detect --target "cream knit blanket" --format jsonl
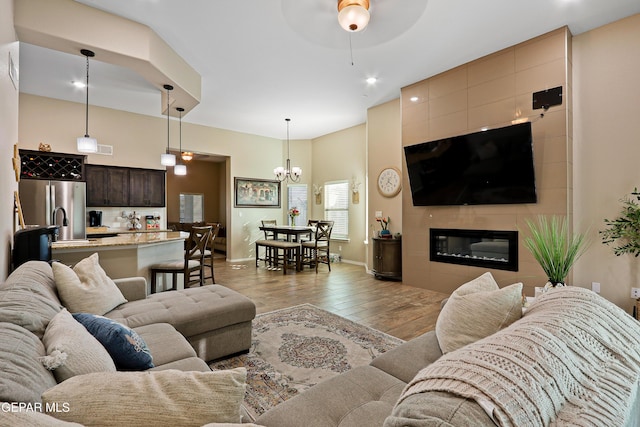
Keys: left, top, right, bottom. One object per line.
{"left": 399, "top": 287, "right": 640, "bottom": 426}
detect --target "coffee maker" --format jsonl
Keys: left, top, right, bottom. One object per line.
{"left": 89, "top": 210, "right": 102, "bottom": 227}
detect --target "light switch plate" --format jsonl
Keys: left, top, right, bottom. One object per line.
{"left": 375, "top": 211, "right": 382, "bottom": 218}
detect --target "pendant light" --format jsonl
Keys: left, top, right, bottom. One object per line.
{"left": 77, "top": 49, "right": 98, "bottom": 153}
{"left": 274, "top": 118, "right": 302, "bottom": 183}
{"left": 160, "top": 84, "right": 176, "bottom": 166}
{"left": 174, "top": 107, "right": 187, "bottom": 176}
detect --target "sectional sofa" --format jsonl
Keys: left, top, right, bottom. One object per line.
{"left": 0, "top": 259, "right": 256, "bottom": 425}
{"left": 256, "top": 275, "right": 640, "bottom": 426}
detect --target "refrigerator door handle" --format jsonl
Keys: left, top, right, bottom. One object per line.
{"left": 46, "top": 183, "right": 53, "bottom": 226}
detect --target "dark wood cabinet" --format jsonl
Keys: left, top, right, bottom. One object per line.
{"left": 372, "top": 237, "right": 402, "bottom": 280}
{"left": 86, "top": 165, "right": 165, "bottom": 207}
{"left": 129, "top": 169, "right": 165, "bottom": 207}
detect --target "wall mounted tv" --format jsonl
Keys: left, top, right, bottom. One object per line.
{"left": 404, "top": 122, "right": 537, "bottom": 206}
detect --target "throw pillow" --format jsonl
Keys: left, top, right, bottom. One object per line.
{"left": 52, "top": 253, "right": 127, "bottom": 315}
{"left": 436, "top": 272, "right": 523, "bottom": 353}
{"left": 0, "top": 322, "right": 57, "bottom": 404}
{"left": 40, "top": 308, "right": 116, "bottom": 382}
{"left": 41, "top": 368, "right": 247, "bottom": 426}
{"left": 72, "top": 313, "right": 153, "bottom": 370}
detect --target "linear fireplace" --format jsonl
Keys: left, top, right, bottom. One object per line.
{"left": 430, "top": 228, "right": 518, "bottom": 271}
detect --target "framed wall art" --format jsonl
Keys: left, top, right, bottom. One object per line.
{"left": 234, "top": 177, "right": 281, "bottom": 208}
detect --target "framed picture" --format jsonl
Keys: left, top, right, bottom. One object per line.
{"left": 234, "top": 177, "right": 281, "bottom": 208}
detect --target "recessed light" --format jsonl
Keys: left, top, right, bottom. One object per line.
{"left": 481, "top": 127, "right": 489, "bottom": 131}
{"left": 366, "top": 77, "right": 377, "bottom": 85}
{"left": 410, "top": 96, "right": 419, "bottom": 102}
{"left": 72, "top": 81, "right": 86, "bottom": 88}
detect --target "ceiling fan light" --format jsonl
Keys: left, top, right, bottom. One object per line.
{"left": 337, "top": 0, "right": 370, "bottom": 32}
{"left": 174, "top": 164, "right": 187, "bottom": 175}
{"left": 181, "top": 151, "right": 193, "bottom": 161}
{"left": 160, "top": 152, "right": 176, "bottom": 166}
{"left": 77, "top": 136, "right": 98, "bottom": 153}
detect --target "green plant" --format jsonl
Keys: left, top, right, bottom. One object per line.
{"left": 600, "top": 188, "right": 640, "bottom": 257}
{"left": 523, "top": 215, "right": 589, "bottom": 286}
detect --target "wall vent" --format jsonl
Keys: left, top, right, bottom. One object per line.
{"left": 96, "top": 144, "right": 113, "bottom": 156}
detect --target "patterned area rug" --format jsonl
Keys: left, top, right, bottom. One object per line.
{"left": 209, "top": 304, "right": 404, "bottom": 421}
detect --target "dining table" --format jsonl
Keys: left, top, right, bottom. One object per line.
{"left": 258, "top": 225, "right": 313, "bottom": 242}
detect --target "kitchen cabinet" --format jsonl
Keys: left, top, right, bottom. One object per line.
{"left": 86, "top": 165, "right": 129, "bottom": 206}
{"left": 129, "top": 169, "right": 165, "bottom": 207}
{"left": 86, "top": 165, "right": 165, "bottom": 207}
{"left": 372, "top": 237, "right": 402, "bottom": 280}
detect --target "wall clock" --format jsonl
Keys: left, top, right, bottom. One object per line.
{"left": 377, "top": 167, "right": 402, "bottom": 197}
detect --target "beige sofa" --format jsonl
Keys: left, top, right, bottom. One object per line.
{"left": 0, "top": 260, "right": 256, "bottom": 425}
{"left": 256, "top": 283, "right": 640, "bottom": 426}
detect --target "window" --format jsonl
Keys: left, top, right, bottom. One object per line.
{"left": 179, "top": 193, "right": 204, "bottom": 223}
{"left": 324, "top": 181, "right": 349, "bottom": 240}
{"left": 287, "top": 184, "right": 308, "bottom": 226}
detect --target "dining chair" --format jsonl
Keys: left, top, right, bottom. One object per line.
{"left": 301, "top": 220, "right": 334, "bottom": 273}
{"left": 301, "top": 219, "right": 319, "bottom": 242}
{"left": 150, "top": 225, "right": 212, "bottom": 293}
{"left": 258, "top": 219, "right": 280, "bottom": 269}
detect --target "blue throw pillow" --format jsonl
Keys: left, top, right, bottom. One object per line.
{"left": 72, "top": 313, "right": 154, "bottom": 370}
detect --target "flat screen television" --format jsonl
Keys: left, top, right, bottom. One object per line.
{"left": 404, "top": 122, "right": 537, "bottom": 206}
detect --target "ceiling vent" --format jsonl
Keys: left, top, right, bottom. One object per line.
{"left": 96, "top": 144, "right": 113, "bottom": 156}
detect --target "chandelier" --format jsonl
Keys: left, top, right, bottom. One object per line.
{"left": 274, "top": 118, "right": 302, "bottom": 183}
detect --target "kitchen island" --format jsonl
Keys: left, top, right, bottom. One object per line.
{"left": 52, "top": 231, "right": 188, "bottom": 292}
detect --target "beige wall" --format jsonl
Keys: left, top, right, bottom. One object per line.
{"left": 0, "top": 0, "right": 18, "bottom": 278}
{"left": 166, "top": 158, "right": 226, "bottom": 224}
{"left": 311, "top": 124, "right": 366, "bottom": 264}
{"left": 367, "top": 99, "right": 402, "bottom": 269}
{"left": 573, "top": 14, "right": 640, "bottom": 313}
{"left": 401, "top": 28, "right": 572, "bottom": 296}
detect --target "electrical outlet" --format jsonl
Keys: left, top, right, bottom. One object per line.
{"left": 591, "top": 282, "right": 600, "bottom": 294}
{"left": 631, "top": 288, "right": 640, "bottom": 299}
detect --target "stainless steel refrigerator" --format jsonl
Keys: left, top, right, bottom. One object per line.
{"left": 19, "top": 180, "right": 86, "bottom": 241}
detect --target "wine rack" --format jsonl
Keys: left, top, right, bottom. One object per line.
{"left": 19, "top": 150, "right": 86, "bottom": 181}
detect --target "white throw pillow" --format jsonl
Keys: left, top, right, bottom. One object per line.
{"left": 436, "top": 272, "right": 523, "bottom": 353}
{"left": 52, "top": 253, "right": 127, "bottom": 315}
{"left": 40, "top": 308, "right": 116, "bottom": 382}
{"left": 42, "top": 368, "right": 247, "bottom": 426}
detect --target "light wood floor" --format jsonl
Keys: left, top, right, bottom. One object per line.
{"left": 211, "top": 257, "right": 449, "bottom": 341}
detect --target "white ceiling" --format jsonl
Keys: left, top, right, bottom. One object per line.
{"left": 17, "top": 0, "right": 640, "bottom": 140}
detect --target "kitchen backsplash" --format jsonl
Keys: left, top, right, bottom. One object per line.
{"left": 87, "top": 206, "right": 167, "bottom": 231}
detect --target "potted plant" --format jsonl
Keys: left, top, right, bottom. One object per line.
{"left": 523, "top": 215, "right": 589, "bottom": 288}
{"left": 600, "top": 188, "right": 640, "bottom": 256}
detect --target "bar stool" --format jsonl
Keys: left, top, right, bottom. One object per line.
{"left": 150, "top": 226, "right": 212, "bottom": 293}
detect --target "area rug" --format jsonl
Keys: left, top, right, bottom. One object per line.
{"left": 209, "top": 304, "right": 404, "bottom": 421}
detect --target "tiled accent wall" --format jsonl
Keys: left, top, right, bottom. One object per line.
{"left": 401, "top": 27, "right": 572, "bottom": 296}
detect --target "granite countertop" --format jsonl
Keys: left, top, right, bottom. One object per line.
{"left": 52, "top": 231, "right": 188, "bottom": 250}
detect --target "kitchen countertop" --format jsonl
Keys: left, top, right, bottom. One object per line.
{"left": 52, "top": 231, "right": 188, "bottom": 250}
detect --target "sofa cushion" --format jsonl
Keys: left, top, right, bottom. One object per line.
{"left": 370, "top": 330, "right": 443, "bottom": 383}
{"left": 52, "top": 253, "right": 127, "bottom": 315}
{"left": 72, "top": 313, "right": 153, "bottom": 370}
{"left": 256, "top": 365, "right": 405, "bottom": 427}
{"left": 106, "top": 285, "right": 256, "bottom": 339}
{"left": 0, "top": 409, "right": 83, "bottom": 426}
{"left": 383, "top": 390, "right": 495, "bottom": 427}
{"left": 0, "top": 322, "right": 57, "bottom": 403}
{"left": 41, "top": 308, "right": 116, "bottom": 382}
{"left": 0, "top": 260, "right": 61, "bottom": 304}
{"left": 0, "top": 285, "right": 62, "bottom": 339}
{"left": 41, "top": 368, "right": 247, "bottom": 426}
{"left": 435, "top": 272, "right": 522, "bottom": 353}
{"left": 133, "top": 323, "right": 197, "bottom": 367}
